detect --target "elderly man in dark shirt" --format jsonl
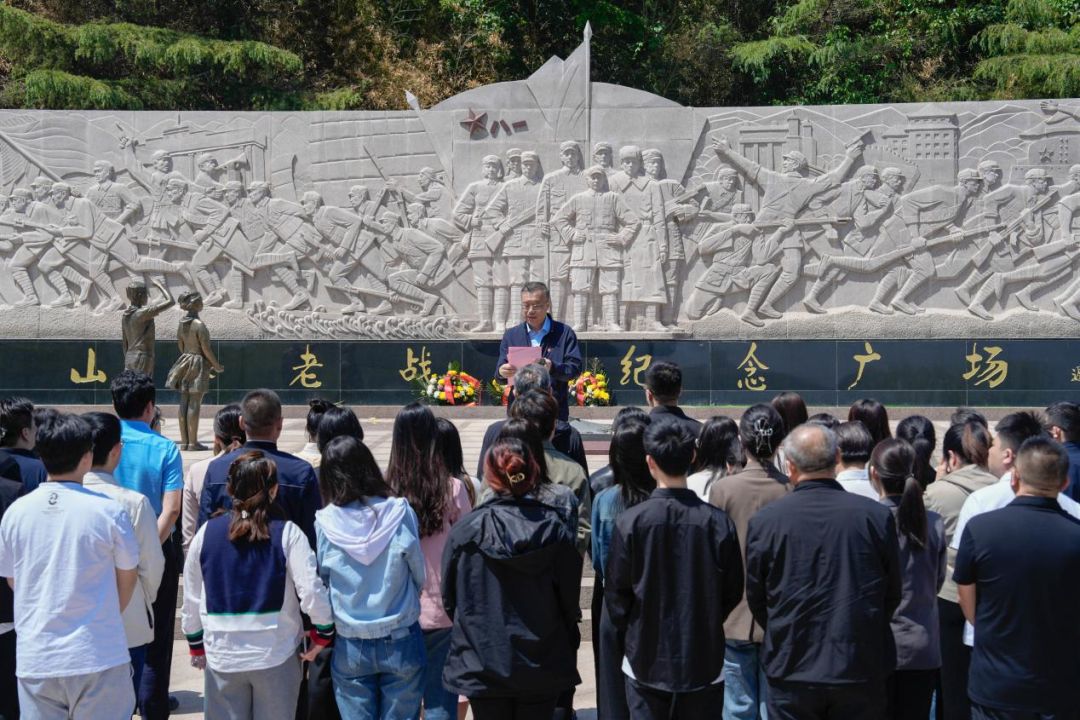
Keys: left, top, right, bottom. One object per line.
{"left": 955, "top": 437, "right": 1080, "bottom": 720}
{"left": 745, "top": 423, "right": 901, "bottom": 719}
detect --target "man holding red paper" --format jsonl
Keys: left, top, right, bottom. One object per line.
{"left": 496, "top": 281, "right": 582, "bottom": 421}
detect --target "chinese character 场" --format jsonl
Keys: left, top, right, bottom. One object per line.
{"left": 620, "top": 345, "right": 653, "bottom": 387}
{"left": 847, "top": 341, "right": 882, "bottom": 391}
{"left": 737, "top": 342, "right": 769, "bottom": 391}
{"left": 290, "top": 344, "right": 324, "bottom": 389}
{"left": 963, "top": 344, "right": 1008, "bottom": 389}
{"left": 70, "top": 347, "right": 107, "bottom": 384}
{"left": 399, "top": 345, "right": 433, "bottom": 382}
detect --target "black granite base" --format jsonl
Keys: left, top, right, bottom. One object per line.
{"left": 1, "top": 338, "right": 1077, "bottom": 407}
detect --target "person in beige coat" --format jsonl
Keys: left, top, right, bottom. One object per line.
{"left": 708, "top": 403, "right": 791, "bottom": 719}
{"left": 82, "top": 412, "right": 165, "bottom": 702}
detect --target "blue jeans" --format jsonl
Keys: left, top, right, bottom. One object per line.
{"left": 421, "top": 628, "right": 456, "bottom": 720}
{"left": 723, "top": 640, "right": 768, "bottom": 720}
{"left": 332, "top": 623, "right": 425, "bottom": 720}
{"left": 128, "top": 644, "right": 148, "bottom": 702}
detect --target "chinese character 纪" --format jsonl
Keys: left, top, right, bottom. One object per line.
{"left": 963, "top": 343, "right": 1008, "bottom": 389}
{"left": 399, "top": 345, "right": 432, "bottom": 382}
{"left": 737, "top": 342, "right": 769, "bottom": 391}
{"left": 847, "top": 341, "right": 882, "bottom": 390}
{"left": 70, "top": 347, "right": 107, "bottom": 384}
{"left": 620, "top": 345, "right": 653, "bottom": 387}
{"left": 290, "top": 344, "right": 324, "bottom": 389}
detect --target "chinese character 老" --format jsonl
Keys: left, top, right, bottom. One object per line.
{"left": 290, "top": 344, "right": 324, "bottom": 389}
{"left": 963, "top": 344, "right": 1008, "bottom": 389}
{"left": 737, "top": 342, "right": 769, "bottom": 391}
{"left": 399, "top": 346, "right": 433, "bottom": 382}
{"left": 847, "top": 341, "right": 882, "bottom": 390}
{"left": 620, "top": 345, "right": 653, "bottom": 387}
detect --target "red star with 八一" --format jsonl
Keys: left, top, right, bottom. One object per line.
{"left": 460, "top": 109, "right": 488, "bottom": 136}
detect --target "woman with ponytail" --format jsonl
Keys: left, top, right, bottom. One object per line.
{"left": 182, "top": 451, "right": 334, "bottom": 720}
{"left": 895, "top": 415, "right": 937, "bottom": 490}
{"left": 707, "top": 404, "right": 789, "bottom": 719}
{"left": 869, "top": 439, "right": 946, "bottom": 720}
{"left": 442, "top": 437, "right": 582, "bottom": 720}
{"left": 182, "top": 403, "right": 245, "bottom": 550}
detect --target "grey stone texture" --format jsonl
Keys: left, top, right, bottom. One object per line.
{"left": 0, "top": 35, "right": 1078, "bottom": 340}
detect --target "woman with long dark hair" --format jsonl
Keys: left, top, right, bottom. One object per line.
{"left": 869, "top": 439, "right": 945, "bottom": 720}
{"left": 315, "top": 436, "right": 426, "bottom": 719}
{"left": 316, "top": 406, "right": 364, "bottom": 453}
{"left": 434, "top": 416, "right": 479, "bottom": 505}
{"left": 708, "top": 404, "right": 789, "bottom": 719}
{"left": 848, "top": 397, "right": 892, "bottom": 446}
{"left": 385, "top": 402, "right": 472, "bottom": 720}
{"left": 688, "top": 415, "right": 745, "bottom": 500}
{"left": 442, "top": 438, "right": 582, "bottom": 719}
{"left": 771, "top": 392, "right": 807, "bottom": 472}
{"left": 182, "top": 451, "right": 334, "bottom": 720}
{"left": 591, "top": 416, "right": 654, "bottom": 720}
{"left": 895, "top": 415, "right": 937, "bottom": 489}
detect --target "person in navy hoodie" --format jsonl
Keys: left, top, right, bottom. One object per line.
{"left": 0, "top": 397, "right": 48, "bottom": 493}
{"left": 495, "top": 281, "right": 582, "bottom": 422}
{"left": 199, "top": 389, "right": 321, "bottom": 546}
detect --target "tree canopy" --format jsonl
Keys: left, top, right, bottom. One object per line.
{"left": 0, "top": 0, "right": 1076, "bottom": 110}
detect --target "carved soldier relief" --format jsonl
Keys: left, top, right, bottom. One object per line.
{"left": 1, "top": 33, "right": 1080, "bottom": 341}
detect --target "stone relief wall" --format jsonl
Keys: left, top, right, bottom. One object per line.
{"left": 0, "top": 35, "right": 1079, "bottom": 340}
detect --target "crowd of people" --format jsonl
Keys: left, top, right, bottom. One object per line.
{"left": 0, "top": 356, "right": 1079, "bottom": 720}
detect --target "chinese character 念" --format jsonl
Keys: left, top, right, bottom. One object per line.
{"left": 737, "top": 342, "right": 769, "bottom": 391}
{"left": 848, "top": 341, "right": 882, "bottom": 390}
{"left": 290, "top": 344, "right": 324, "bottom": 389}
{"left": 963, "top": 344, "right": 1008, "bottom": 389}
{"left": 620, "top": 345, "right": 653, "bottom": 387}
{"left": 399, "top": 346, "right": 432, "bottom": 382}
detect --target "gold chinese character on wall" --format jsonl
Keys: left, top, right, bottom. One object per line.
{"left": 620, "top": 345, "right": 653, "bottom": 387}
{"left": 963, "top": 343, "right": 1008, "bottom": 389}
{"left": 290, "top": 344, "right": 324, "bottom": 389}
{"left": 399, "top": 346, "right": 433, "bottom": 382}
{"left": 70, "top": 347, "right": 106, "bottom": 384}
{"left": 848, "top": 341, "right": 882, "bottom": 390}
{"left": 737, "top": 342, "right": 769, "bottom": 391}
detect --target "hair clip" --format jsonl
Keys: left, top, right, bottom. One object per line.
{"left": 241, "top": 510, "right": 250, "bottom": 519}
{"left": 508, "top": 472, "right": 526, "bottom": 485}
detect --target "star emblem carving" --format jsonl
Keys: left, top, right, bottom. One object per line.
{"left": 1038, "top": 146, "right": 1055, "bottom": 163}
{"left": 459, "top": 109, "right": 488, "bottom": 136}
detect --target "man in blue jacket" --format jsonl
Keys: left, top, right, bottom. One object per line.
{"left": 199, "top": 389, "right": 321, "bottom": 548}
{"left": 495, "top": 281, "right": 582, "bottom": 422}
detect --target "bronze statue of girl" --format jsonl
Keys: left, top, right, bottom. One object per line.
{"left": 166, "top": 291, "right": 224, "bottom": 450}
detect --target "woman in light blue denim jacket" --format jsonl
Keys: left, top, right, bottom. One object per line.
{"left": 315, "top": 436, "right": 427, "bottom": 720}
{"left": 591, "top": 416, "right": 654, "bottom": 720}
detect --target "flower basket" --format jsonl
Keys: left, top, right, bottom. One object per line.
{"left": 569, "top": 358, "right": 612, "bottom": 407}
{"left": 418, "top": 362, "right": 481, "bottom": 406}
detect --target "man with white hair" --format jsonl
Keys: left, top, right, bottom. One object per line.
{"left": 453, "top": 154, "right": 505, "bottom": 331}
{"left": 745, "top": 423, "right": 901, "bottom": 719}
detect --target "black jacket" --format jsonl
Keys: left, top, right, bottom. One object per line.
{"left": 441, "top": 495, "right": 582, "bottom": 698}
{"left": 649, "top": 405, "right": 703, "bottom": 439}
{"left": 606, "top": 487, "right": 744, "bottom": 692}
{"left": 745, "top": 479, "right": 902, "bottom": 684}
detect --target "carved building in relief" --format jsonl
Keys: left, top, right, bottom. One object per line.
{"left": 0, "top": 31, "right": 1079, "bottom": 341}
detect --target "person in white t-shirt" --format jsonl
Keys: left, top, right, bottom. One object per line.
{"left": 952, "top": 410, "right": 1080, "bottom": 648}
{"left": 0, "top": 411, "right": 140, "bottom": 717}
{"left": 835, "top": 421, "right": 879, "bottom": 500}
